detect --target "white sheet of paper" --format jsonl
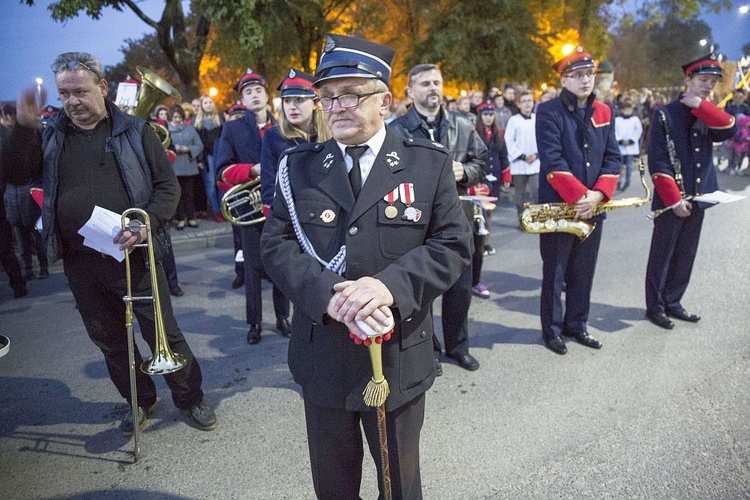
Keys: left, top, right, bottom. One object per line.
{"left": 77, "top": 206, "right": 126, "bottom": 262}
{"left": 697, "top": 190, "right": 746, "bottom": 205}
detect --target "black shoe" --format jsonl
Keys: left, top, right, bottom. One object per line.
{"left": 120, "top": 401, "right": 157, "bottom": 437}
{"left": 184, "top": 402, "right": 218, "bottom": 431}
{"left": 563, "top": 331, "right": 602, "bottom": 349}
{"left": 646, "top": 311, "right": 674, "bottom": 330}
{"left": 170, "top": 286, "right": 184, "bottom": 297}
{"left": 247, "top": 324, "right": 262, "bottom": 344}
{"left": 544, "top": 336, "right": 567, "bottom": 355}
{"left": 447, "top": 352, "right": 480, "bottom": 371}
{"left": 435, "top": 358, "right": 443, "bottom": 377}
{"left": 666, "top": 307, "right": 700, "bottom": 323}
{"left": 13, "top": 283, "right": 28, "bottom": 298}
{"left": 39, "top": 269, "right": 49, "bottom": 279}
{"left": 231, "top": 274, "right": 244, "bottom": 289}
{"left": 276, "top": 318, "right": 292, "bottom": 338}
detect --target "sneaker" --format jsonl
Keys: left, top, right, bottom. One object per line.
{"left": 483, "top": 245, "right": 496, "bottom": 256}
{"left": 472, "top": 283, "right": 490, "bottom": 299}
{"left": 39, "top": 269, "right": 49, "bottom": 279}
{"left": 184, "top": 402, "right": 218, "bottom": 431}
{"left": 120, "top": 401, "right": 157, "bottom": 437}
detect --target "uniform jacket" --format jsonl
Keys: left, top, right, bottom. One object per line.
{"left": 536, "top": 88, "right": 621, "bottom": 206}
{"left": 41, "top": 100, "right": 179, "bottom": 260}
{"left": 389, "top": 106, "right": 488, "bottom": 220}
{"left": 214, "top": 111, "right": 263, "bottom": 181}
{"left": 647, "top": 96, "right": 736, "bottom": 211}
{"left": 260, "top": 128, "right": 472, "bottom": 412}
{"left": 260, "top": 126, "right": 306, "bottom": 206}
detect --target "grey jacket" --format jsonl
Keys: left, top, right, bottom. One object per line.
{"left": 168, "top": 123, "right": 203, "bottom": 176}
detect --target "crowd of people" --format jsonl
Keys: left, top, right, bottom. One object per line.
{"left": 0, "top": 37, "right": 745, "bottom": 499}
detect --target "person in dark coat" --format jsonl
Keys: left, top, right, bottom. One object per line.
{"left": 644, "top": 53, "right": 737, "bottom": 330}
{"left": 535, "top": 46, "right": 620, "bottom": 355}
{"left": 16, "top": 51, "right": 217, "bottom": 435}
{"left": 389, "top": 63, "right": 487, "bottom": 373}
{"left": 261, "top": 34, "right": 472, "bottom": 499}
{"left": 260, "top": 67, "right": 331, "bottom": 210}
{"left": 215, "top": 69, "right": 290, "bottom": 343}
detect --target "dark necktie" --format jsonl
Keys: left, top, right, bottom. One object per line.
{"left": 346, "top": 145, "right": 368, "bottom": 199}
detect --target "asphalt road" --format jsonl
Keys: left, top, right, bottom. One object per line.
{"left": 1, "top": 171, "right": 749, "bottom": 499}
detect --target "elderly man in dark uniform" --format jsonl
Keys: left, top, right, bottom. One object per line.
{"left": 645, "top": 53, "right": 736, "bottom": 329}
{"left": 389, "top": 63, "right": 487, "bottom": 373}
{"left": 16, "top": 52, "right": 216, "bottom": 435}
{"left": 535, "top": 46, "right": 620, "bottom": 355}
{"left": 261, "top": 34, "right": 472, "bottom": 499}
{"left": 215, "top": 69, "right": 291, "bottom": 344}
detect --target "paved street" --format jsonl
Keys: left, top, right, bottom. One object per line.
{"left": 1, "top": 173, "right": 749, "bottom": 499}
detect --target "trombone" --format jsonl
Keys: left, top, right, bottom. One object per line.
{"left": 121, "top": 208, "right": 186, "bottom": 462}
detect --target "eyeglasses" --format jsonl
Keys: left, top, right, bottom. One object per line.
{"left": 50, "top": 60, "right": 100, "bottom": 80}
{"left": 564, "top": 71, "right": 595, "bottom": 81}
{"left": 317, "top": 91, "right": 383, "bottom": 111}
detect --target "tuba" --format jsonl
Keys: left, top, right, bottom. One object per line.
{"left": 121, "top": 208, "right": 186, "bottom": 462}
{"left": 129, "top": 66, "right": 182, "bottom": 148}
{"left": 520, "top": 158, "right": 653, "bottom": 241}
{"left": 221, "top": 178, "right": 266, "bottom": 225}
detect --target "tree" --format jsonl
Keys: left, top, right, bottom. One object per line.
{"left": 404, "top": 0, "right": 551, "bottom": 94}
{"left": 24, "top": 0, "right": 211, "bottom": 99}
{"left": 609, "top": 16, "right": 712, "bottom": 90}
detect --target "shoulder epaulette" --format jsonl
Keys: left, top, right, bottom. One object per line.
{"left": 283, "top": 142, "right": 322, "bottom": 157}
{"left": 402, "top": 137, "right": 449, "bottom": 154}
{"left": 591, "top": 101, "right": 612, "bottom": 128}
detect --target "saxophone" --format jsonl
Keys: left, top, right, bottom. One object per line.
{"left": 520, "top": 158, "right": 652, "bottom": 241}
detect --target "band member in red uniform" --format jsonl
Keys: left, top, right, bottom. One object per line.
{"left": 645, "top": 53, "right": 736, "bottom": 329}
{"left": 215, "top": 69, "right": 291, "bottom": 344}
{"left": 535, "top": 46, "right": 620, "bottom": 355}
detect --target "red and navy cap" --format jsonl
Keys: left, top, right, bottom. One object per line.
{"left": 682, "top": 53, "right": 723, "bottom": 77}
{"left": 227, "top": 101, "right": 248, "bottom": 116}
{"left": 476, "top": 102, "right": 495, "bottom": 114}
{"left": 233, "top": 69, "right": 268, "bottom": 92}
{"left": 314, "top": 34, "right": 395, "bottom": 86}
{"left": 277, "top": 68, "right": 317, "bottom": 98}
{"left": 554, "top": 46, "right": 595, "bottom": 75}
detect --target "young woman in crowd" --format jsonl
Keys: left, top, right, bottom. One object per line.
{"left": 193, "top": 95, "right": 225, "bottom": 222}
{"left": 168, "top": 104, "right": 204, "bottom": 229}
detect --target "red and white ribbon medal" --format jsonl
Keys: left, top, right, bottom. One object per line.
{"left": 399, "top": 183, "right": 421, "bottom": 222}
{"left": 383, "top": 187, "right": 399, "bottom": 219}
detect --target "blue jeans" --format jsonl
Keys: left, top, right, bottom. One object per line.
{"left": 201, "top": 155, "right": 221, "bottom": 214}
{"left": 620, "top": 155, "right": 635, "bottom": 188}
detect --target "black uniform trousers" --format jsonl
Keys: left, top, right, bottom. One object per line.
{"left": 64, "top": 249, "right": 204, "bottom": 409}
{"left": 433, "top": 264, "right": 472, "bottom": 357}
{"left": 239, "top": 222, "right": 289, "bottom": 326}
{"left": 0, "top": 186, "right": 24, "bottom": 292}
{"left": 539, "top": 220, "right": 604, "bottom": 339}
{"left": 645, "top": 208, "right": 704, "bottom": 315}
{"left": 304, "top": 394, "right": 426, "bottom": 500}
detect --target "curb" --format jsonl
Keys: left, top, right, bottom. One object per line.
{"left": 169, "top": 220, "right": 234, "bottom": 253}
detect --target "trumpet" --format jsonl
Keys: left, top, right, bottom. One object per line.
{"left": 121, "top": 208, "right": 186, "bottom": 462}
{"left": 221, "top": 178, "right": 266, "bottom": 225}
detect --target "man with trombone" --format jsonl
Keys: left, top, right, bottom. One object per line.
{"left": 16, "top": 52, "right": 217, "bottom": 437}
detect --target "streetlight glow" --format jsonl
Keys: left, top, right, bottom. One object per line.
{"left": 35, "top": 77, "right": 43, "bottom": 85}
{"left": 562, "top": 44, "right": 575, "bottom": 56}
{"left": 209, "top": 87, "right": 218, "bottom": 97}
{"left": 739, "top": 4, "right": 749, "bottom": 14}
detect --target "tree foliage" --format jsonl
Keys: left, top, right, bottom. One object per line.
{"left": 609, "top": 15, "right": 712, "bottom": 89}
{"left": 23, "top": 0, "right": 211, "bottom": 99}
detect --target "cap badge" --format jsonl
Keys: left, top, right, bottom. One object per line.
{"left": 289, "top": 69, "right": 296, "bottom": 78}
{"left": 324, "top": 36, "right": 336, "bottom": 53}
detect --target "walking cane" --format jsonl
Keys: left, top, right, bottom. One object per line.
{"left": 351, "top": 318, "right": 395, "bottom": 500}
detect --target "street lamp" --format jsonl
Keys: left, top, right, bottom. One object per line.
{"left": 35, "top": 77, "right": 43, "bottom": 105}
{"left": 739, "top": 4, "right": 749, "bottom": 14}
{"left": 209, "top": 87, "right": 218, "bottom": 97}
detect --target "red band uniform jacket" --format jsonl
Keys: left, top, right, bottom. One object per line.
{"left": 536, "top": 89, "right": 621, "bottom": 208}
{"left": 260, "top": 129, "right": 472, "bottom": 412}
